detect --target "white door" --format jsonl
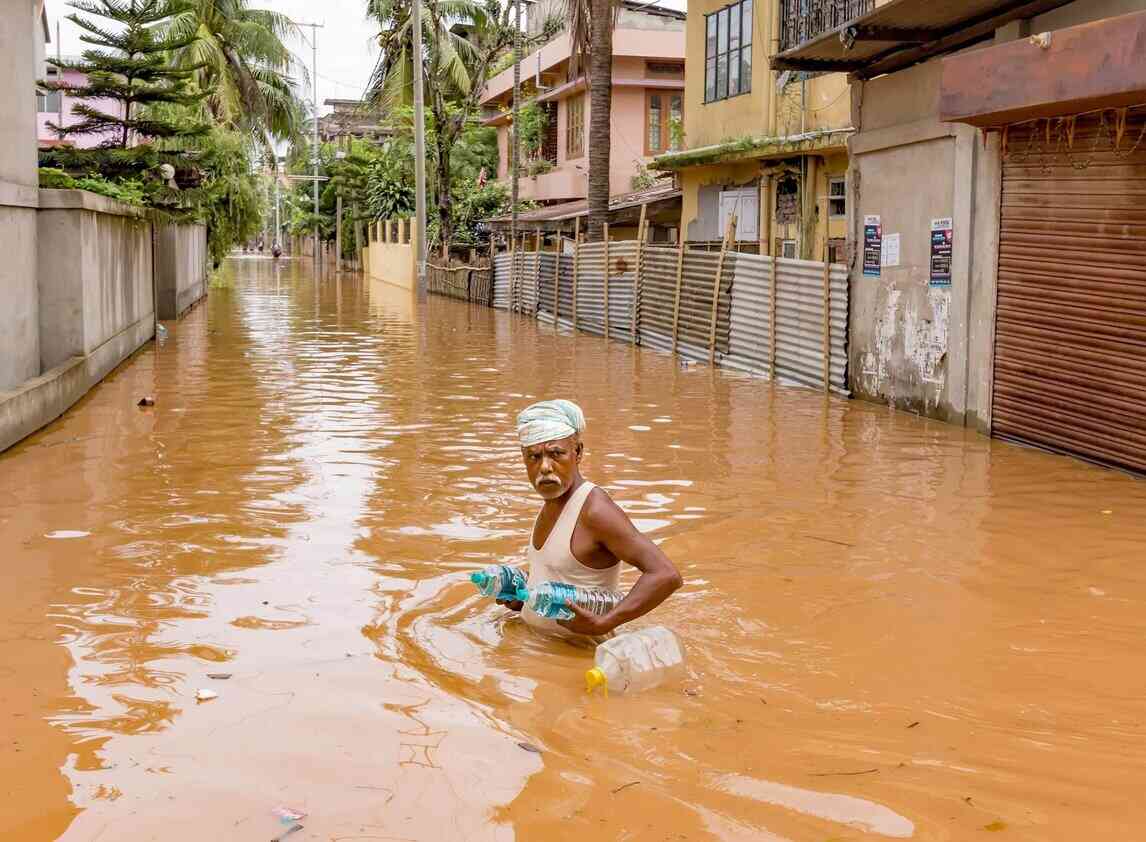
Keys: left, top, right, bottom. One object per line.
{"left": 719, "top": 188, "right": 758, "bottom": 241}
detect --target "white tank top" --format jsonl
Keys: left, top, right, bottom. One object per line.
{"left": 523, "top": 481, "right": 621, "bottom": 638}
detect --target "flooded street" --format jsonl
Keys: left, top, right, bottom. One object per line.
{"left": 2, "top": 256, "right": 1144, "bottom": 841}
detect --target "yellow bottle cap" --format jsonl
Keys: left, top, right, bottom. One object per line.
{"left": 585, "top": 667, "right": 608, "bottom": 696}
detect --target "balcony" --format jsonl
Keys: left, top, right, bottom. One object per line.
{"left": 772, "top": 0, "right": 1075, "bottom": 78}
{"left": 779, "top": 0, "right": 874, "bottom": 53}
{"left": 508, "top": 165, "right": 586, "bottom": 203}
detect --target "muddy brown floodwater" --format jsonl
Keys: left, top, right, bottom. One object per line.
{"left": 1, "top": 257, "right": 1144, "bottom": 842}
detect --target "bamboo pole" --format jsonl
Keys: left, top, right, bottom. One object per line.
{"left": 770, "top": 253, "right": 778, "bottom": 381}
{"left": 760, "top": 175, "right": 771, "bottom": 257}
{"left": 509, "top": 233, "right": 517, "bottom": 312}
{"left": 552, "top": 233, "right": 560, "bottom": 321}
{"left": 533, "top": 230, "right": 542, "bottom": 316}
{"left": 519, "top": 234, "right": 527, "bottom": 312}
{"left": 572, "top": 217, "right": 581, "bottom": 329}
{"left": 603, "top": 222, "right": 610, "bottom": 342}
{"left": 633, "top": 205, "right": 647, "bottom": 347}
{"left": 709, "top": 214, "right": 736, "bottom": 365}
{"left": 670, "top": 234, "right": 686, "bottom": 355}
{"left": 335, "top": 194, "right": 343, "bottom": 271}
{"left": 822, "top": 251, "right": 832, "bottom": 392}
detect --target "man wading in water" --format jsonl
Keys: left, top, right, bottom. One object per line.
{"left": 499, "top": 400, "right": 683, "bottom": 638}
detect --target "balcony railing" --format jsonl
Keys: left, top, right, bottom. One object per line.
{"left": 779, "top": 0, "right": 875, "bottom": 53}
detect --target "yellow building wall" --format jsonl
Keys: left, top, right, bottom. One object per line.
{"left": 680, "top": 0, "right": 773, "bottom": 152}
{"left": 775, "top": 74, "right": 852, "bottom": 137}
{"left": 675, "top": 2, "right": 855, "bottom": 258}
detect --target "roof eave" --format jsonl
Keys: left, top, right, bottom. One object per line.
{"left": 652, "top": 130, "right": 855, "bottom": 172}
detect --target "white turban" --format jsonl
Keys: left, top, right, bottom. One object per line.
{"left": 517, "top": 400, "right": 586, "bottom": 447}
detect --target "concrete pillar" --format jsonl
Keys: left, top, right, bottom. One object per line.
{"left": 0, "top": 0, "right": 42, "bottom": 390}
{"left": 801, "top": 155, "right": 819, "bottom": 261}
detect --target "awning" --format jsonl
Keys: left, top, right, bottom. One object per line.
{"left": 651, "top": 128, "right": 853, "bottom": 172}
{"left": 485, "top": 182, "right": 681, "bottom": 232}
{"left": 770, "top": 0, "right": 1074, "bottom": 79}
{"left": 940, "top": 10, "right": 1146, "bottom": 127}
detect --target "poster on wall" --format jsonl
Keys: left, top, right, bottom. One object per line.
{"left": 881, "top": 233, "right": 901, "bottom": 268}
{"left": 930, "top": 217, "right": 953, "bottom": 286}
{"left": 863, "top": 215, "right": 882, "bottom": 276}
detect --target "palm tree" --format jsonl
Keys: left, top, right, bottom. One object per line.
{"left": 161, "top": 0, "right": 305, "bottom": 143}
{"left": 565, "top": 0, "right": 615, "bottom": 241}
{"left": 366, "top": 0, "right": 515, "bottom": 249}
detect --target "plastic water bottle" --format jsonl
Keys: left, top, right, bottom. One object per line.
{"left": 515, "top": 581, "right": 623, "bottom": 621}
{"left": 585, "top": 626, "right": 684, "bottom": 695}
{"left": 470, "top": 564, "right": 527, "bottom": 601}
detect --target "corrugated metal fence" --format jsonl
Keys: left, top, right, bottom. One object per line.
{"left": 453, "top": 241, "right": 848, "bottom": 394}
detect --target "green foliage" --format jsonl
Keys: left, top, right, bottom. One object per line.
{"left": 630, "top": 162, "right": 655, "bottom": 191}
{"left": 159, "top": 0, "right": 305, "bottom": 144}
{"left": 366, "top": 166, "right": 415, "bottom": 220}
{"left": 189, "top": 129, "right": 266, "bottom": 266}
{"left": 517, "top": 103, "right": 547, "bottom": 157}
{"left": 451, "top": 123, "right": 499, "bottom": 186}
{"left": 450, "top": 180, "right": 512, "bottom": 244}
{"left": 38, "top": 167, "right": 147, "bottom": 204}
{"left": 42, "top": 0, "right": 209, "bottom": 150}
{"left": 489, "top": 50, "right": 516, "bottom": 77}
{"left": 669, "top": 114, "right": 685, "bottom": 150}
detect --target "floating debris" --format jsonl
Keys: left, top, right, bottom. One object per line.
{"left": 195, "top": 689, "right": 218, "bottom": 702}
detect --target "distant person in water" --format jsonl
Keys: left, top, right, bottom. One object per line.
{"left": 500, "top": 399, "right": 682, "bottom": 638}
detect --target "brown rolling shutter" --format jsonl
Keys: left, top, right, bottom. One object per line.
{"left": 993, "top": 116, "right": 1146, "bottom": 473}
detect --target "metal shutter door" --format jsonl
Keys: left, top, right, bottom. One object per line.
{"left": 993, "top": 119, "right": 1146, "bottom": 472}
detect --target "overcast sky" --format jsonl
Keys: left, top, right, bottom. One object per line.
{"left": 49, "top": 0, "right": 686, "bottom": 118}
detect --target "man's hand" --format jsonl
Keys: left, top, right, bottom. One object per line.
{"left": 496, "top": 598, "right": 524, "bottom": 612}
{"left": 557, "top": 602, "right": 615, "bottom": 636}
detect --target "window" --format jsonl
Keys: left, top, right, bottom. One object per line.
{"left": 646, "top": 61, "right": 684, "bottom": 78}
{"left": 645, "top": 91, "right": 683, "bottom": 154}
{"left": 781, "top": 239, "right": 797, "bottom": 259}
{"left": 37, "top": 89, "right": 62, "bottom": 113}
{"left": 719, "top": 188, "right": 759, "bottom": 241}
{"left": 829, "top": 176, "right": 846, "bottom": 218}
{"left": 566, "top": 94, "right": 584, "bottom": 158}
{"left": 705, "top": 0, "right": 752, "bottom": 103}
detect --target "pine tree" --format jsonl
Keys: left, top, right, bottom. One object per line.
{"left": 43, "top": 0, "right": 208, "bottom": 152}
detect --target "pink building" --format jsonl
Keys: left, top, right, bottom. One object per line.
{"left": 37, "top": 60, "right": 124, "bottom": 148}
{"left": 480, "top": 0, "right": 685, "bottom": 205}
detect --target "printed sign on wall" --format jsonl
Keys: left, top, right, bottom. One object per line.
{"left": 930, "top": 217, "right": 953, "bottom": 286}
{"left": 863, "top": 215, "right": 882, "bottom": 277}
{"left": 881, "top": 233, "right": 901, "bottom": 268}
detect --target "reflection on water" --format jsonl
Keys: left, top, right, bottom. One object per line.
{"left": 1, "top": 256, "right": 1146, "bottom": 841}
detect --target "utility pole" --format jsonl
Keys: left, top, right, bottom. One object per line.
{"left": 412, "top": 0, "right": 428, "bottom": 293}
{"left": 274, "top": 156, "right": 281, "bottom": 249}
{"left": 510, "top": 0, "right": 521, "bottom": 252}
{"left": 294, "top": 21, "right": 324, "bottom": 273}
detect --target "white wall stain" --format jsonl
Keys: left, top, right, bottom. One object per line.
{"left": 861, "top": 288, "right": 901, "bottom": 400}
{"left": 904, "top": 288, "right": 950, "bottom": 409}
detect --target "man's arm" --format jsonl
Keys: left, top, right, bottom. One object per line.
{"left": 558, "top": 490, "right": 683, "bottom": 636}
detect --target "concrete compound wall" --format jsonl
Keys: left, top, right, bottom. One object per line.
{"left": 846, "top": 60, "right": 1002, "bottom": 431}
{"left": 0, "top": 0, "right": 41, "bottom": 394}
{"left": 1, "top": 189, "right": 159, "bottom": 452}
{"left": 37, "top": 189, "right": 155, "bottom": 370}
{"left": 155, "top": 222, "right": 207, "bottom": 319}
{"left": 366, "top": 218, "right": 418, "bottom": 290}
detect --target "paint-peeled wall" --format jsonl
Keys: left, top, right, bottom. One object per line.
{"left": 847, "top": 60, "right": 1002, "bottom": 430}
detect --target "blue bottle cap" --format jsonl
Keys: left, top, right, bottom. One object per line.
{"left": 471, "top": 571, "right": 489, "bottom": 587}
